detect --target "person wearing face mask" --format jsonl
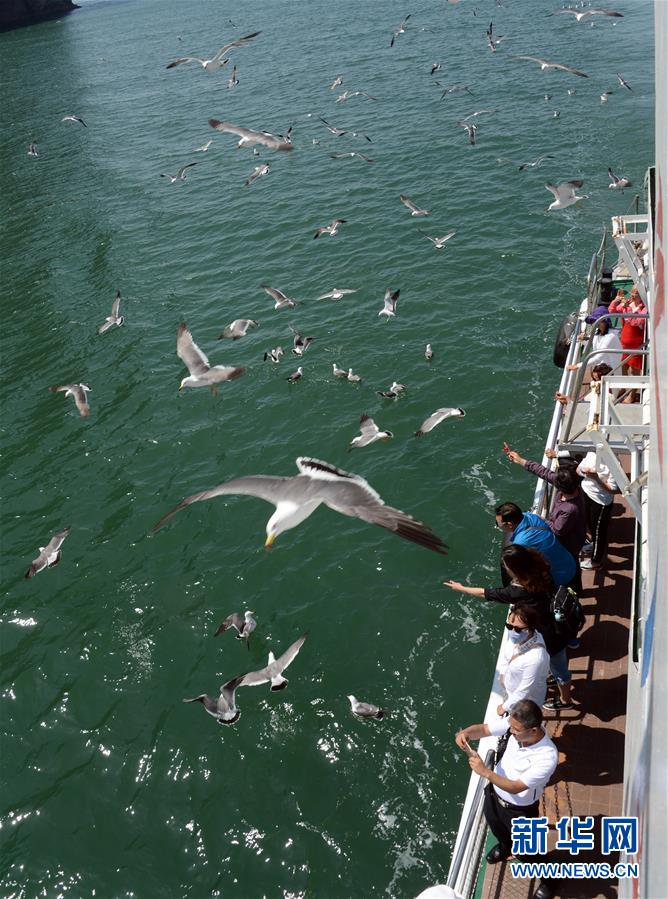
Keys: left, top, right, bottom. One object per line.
{"left": 496, "top": 604, "right": 550, "bottom": 717}
{"left": 455, "top": 699, "right": 558, "bottom": 899}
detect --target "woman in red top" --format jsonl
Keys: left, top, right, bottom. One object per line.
{"left": 608, "top": 287, "right": 647, "bottom": 402}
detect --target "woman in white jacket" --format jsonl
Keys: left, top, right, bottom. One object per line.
{"left": 497, "top": 604, "right": 551, "bottom": 717}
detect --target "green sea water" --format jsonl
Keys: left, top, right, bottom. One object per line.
{"left": 0, "top": 1, "right": 654, "bottom": 896}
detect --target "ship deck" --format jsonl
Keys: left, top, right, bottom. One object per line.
{"left": 477, "top": 486, "right": 634, "bottom": 899}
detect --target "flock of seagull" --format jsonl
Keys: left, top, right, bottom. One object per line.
{"left": 25, "top": 2, "right": 636, "bottom": 727}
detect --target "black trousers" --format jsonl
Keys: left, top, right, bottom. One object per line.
{"left": 584, "top": 493, "right": 613, "bottom": 565}
{"left": 483, "top": 783, "right": 540, "bottom": 855}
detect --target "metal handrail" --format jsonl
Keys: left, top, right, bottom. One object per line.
{"left": 562, "top": 312, "right": 650, "bottom": 443}
{"left": 446, "top": 748, "right": 497, "bottom": 896}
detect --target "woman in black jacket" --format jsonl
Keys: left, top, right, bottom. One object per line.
{"left": 444, "top": 544, "right": 574, "bottom": 711}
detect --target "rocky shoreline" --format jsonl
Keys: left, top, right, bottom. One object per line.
{"left": 0, "top": 0, "right": 79, "bottom": 31}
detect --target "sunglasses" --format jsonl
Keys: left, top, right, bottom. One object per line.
{"left": 505, "top": 623, "right": 529, "bottom": 633}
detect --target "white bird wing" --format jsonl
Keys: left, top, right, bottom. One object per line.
{"left": 111, "top": 291, "right": 121, "bottom": 319}
{"left": 209, "top": 31, "right": 262, "bottom": 65}
{"left": 416, "top": 407, "right": 465, "bottom": 435}
{"left": 261, "top": 284, "right": 288, "bottom": 304}
{"left": 166, "top": 56, "right": 207, "bottom": 69}
{"left": 214, "top": 612, "right": 245, "bottom": 636}
{"left": 239, "top": 634, "right": 307, "bottom": 687}
{"left": 71, "top": 385, "right": 91, "bottom": 416}
{"left": 25, "top": 526, "right": 71, "bottom": 578}
{"left": 177, "top": 323, "right": 211, "bottom": 377}
{"left": 382, "top": 288, "right": 399, "bottom": 313}
{"left": 176, "top": 163, "right": 197, "bottom": 178}
{"left": 552, "top": 62, "right": 589, "bottom": 77}
{"left": 359, "top": 414, "right": 380, "bottom": 438}
{"left": 399, "top": 194, "right": 420, "bottom": 213}
{"left": 153, "top": 475, "right": 298, "bottom": 531}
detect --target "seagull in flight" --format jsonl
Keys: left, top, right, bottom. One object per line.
{"left": 25, "top": 527, "right": 71, "bottom": 579}
{"left": 177, "top": 322, "right": 245, "bottom": 391}
{"left": 348, "top": 695, "right": 385, "bottom": 719}
{"left": 379, "top": 288, "right": 400, "bottom": 318}
{"left": 421, "top": 231, "right": 456, "bottom": 248}
{"left": 261, "top": 284, "right": 297, "bottom": 309}
{"left": 600, "top": 90, "right": 613, "bottom": 103}
{"left": 153, "top": 456, "right": 448, "bottom": 553}
{"left": 512, "top": 56, "right": 588, "bottom": 77}
{"left": 49, "top": 383, "right": 91, "bottom": 417}
{"left": 27, "top": 141, "right": 39, "bottom": 157}
{"left": 330, "top": 151, "right": 374, "bottom": 162}
{"left": 545, "top": 179, "right": 588, "bottom": 210}
{"left": 194, "top": 140, "right": 213, "bottom": 152}
{"left": 218, "top": 319, "right": 259, "bottom": 340}
{"left": 97, "top": 290, "right": 124, "bottom": 334}
{"left": 291, "top": 328, "right": 315, "bottom": 356}
{"left": 390, "top": 14, "right": 411, "bottom": 47}
{"left": 556, "top": 7, "right": 623, "bottom": 22}
{"left": 616, "top": 73, "right": 632, "bottom": 91}
{"left": 415, "top": 407, "right": 466, "bottom": 436}
{"left": 335, "top": 90, "right": 377, "bottom": 103}
{"left": 287, "top": 366, "right": 303, "bottom": 383}
{"left": 183, "top": 674, "right": 247, "bottom": 725}
{"left": 209, "top": 119, "right": 293, "bottom": 151}
{"left": 244, "top": 163, "right": 270, "bottom": 186}
{"left": 608, "top": 168, "right": 632, "bottom": 189}
{"left": 314, "top": 218, "right": 347, "bottom": 238}
{"left": 228, "top": 65, "right": 239, "bottom": 88}
{"left": 237, "top": 634, "right": 308, "bottom": 691}
{"left": 319, "top": 117, "right": 372, "bottom": 142}
{"left": 160, "top": 162, "right": 197, "bottom": 183}
{"left": 214, "top": 610, "right": 257, "bottom": 643}
{"left": 430, "top": 63, "right": 442, "bottom": 75}
{"left": 166, "top": 31, "right": 261, "bottom": 72}
{"left": 62, "top": 114, "right": 87, "bottom": 127}
{"left": 377, "top": 381, "right": 406, "bottom": 399}
{"left": 330, "top": 75, "right": 343, "bottom": 90}
{"left": 263, "top": 346, "right": 284, "bottom": 363}
{"left": 518, "top": 153, "right": 554, "bottom": 171}
{"left": 317, "top": 288, "right": 357, "bottom": 300}
{"left": 400, "top": 195, "right": 430, "bottom": 216}
{"left": 436, "top": 83, "right": 474, "bottom": 99}
{"left": 459, "top": 121, "right": 477, "bottom": 145}
{"left": 462, "top": 108, "right": 498, "bottom": 122}
{"left": 425, "top": 344, "right": 434, "bottom": 361}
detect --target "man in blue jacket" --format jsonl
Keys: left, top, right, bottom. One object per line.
{"left": 495, "top": 502, "right": 576, "bottom": 587}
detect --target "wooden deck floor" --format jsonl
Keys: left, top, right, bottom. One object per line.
{"left": 479, "top": 492, "right": 635, "bottom": 899}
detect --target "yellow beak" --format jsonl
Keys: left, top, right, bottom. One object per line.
{"left": 264, "top": 533, "right": 276, "bottom": 549}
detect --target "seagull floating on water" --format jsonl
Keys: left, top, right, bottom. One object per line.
{"left": 27, "top": 141, "right": 38, "bottom": 157}
{"left": 421, "top": 230, "right": 456, "bottom": 248}
{"left": 608, "top": 168, "right": 632, "bottom": 189}
{"left": 400, "top": 195, "right": 430, "bottom": 216}
{"left": 348, "top": 695, "right": 385, "bottom": 719}
{"left": 97, "top": 290, "right": 124, "bottom": 334}
{"left": 512, "top": 55, "right": 588, "bottom": 77}
{"left": 153, "top": 456, "right": 448, "bottom": 553}
{"left": 245, "top": 163, "right": 270, "bottom": 186}
{"left": 317, "top": 288, "right": 357, "bottom": 301}
{"left": 261, "top": 284, "right": 297, "bottom": 309}
{"left": 379, "top": 288, "right": 400, "bottom": 318}
{"left": 333, "top": 363, "right": 348, "bottom": 378}
{"left": 425, "top": 343, "right": 434, "bottom": 361}
{"left": 177, "top": 322, "right": 245, "bottom": 391}
{"left": 218, "top": 319, "right": 259, "bottom": 340}
{"left": 160, "top": 162, "right": 197, "bottom": 183}
{"left": 49, "top": 383, "right": 91, "bottom": 417}
{"left": 350, "top": 414, "right": 393, "bottom": 449}
{"left": 415, "top": 407, "right": 466, "bottom": 436}
{"left": 214, "top": 609, "right": 257, "bottom": 642}
{"left": 545, "top": 179, "right": 588, "bottom": 210}
{"left": 25, "top": 526, "right": 71, "bottom": 579}
{"left": 209, "top": 119, "right": 293, "bottom": 151}
{"left": 62, "top": 114, "right": 87, "bottom": 127}
{"left": 166, "top": 32, "right": 261, "bottom": 72}
{"left": 377, "top": 381, "right": 406, "bottom": 398}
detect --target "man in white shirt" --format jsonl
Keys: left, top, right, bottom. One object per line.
{"left": 456, "top": 699, "right": 559, "bottom": 899}
{"left": 568, "top": 318, "right": 623, "bottom": 373}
